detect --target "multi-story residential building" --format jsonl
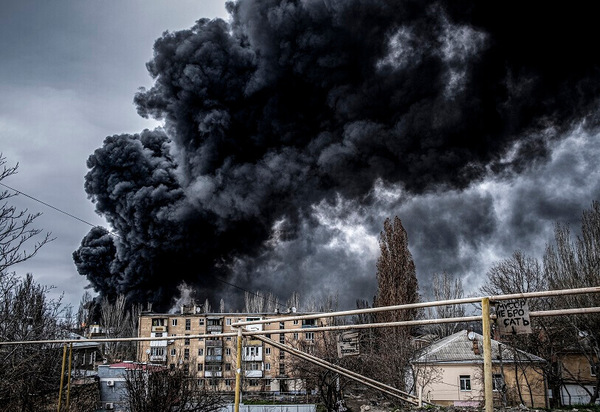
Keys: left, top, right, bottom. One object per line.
{"left": 137, "top": 306, "right": 327, "bottom": 394}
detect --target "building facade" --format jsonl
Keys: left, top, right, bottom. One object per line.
{"left": 137, "top": 306, "right": 326, "bottom": 394}
{"left": 411, "top": 330, "right": 548, "bottom": 408}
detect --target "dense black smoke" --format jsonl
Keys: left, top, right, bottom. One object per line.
{"left": 74, "top": 0, "right": 600, "bottom": 311}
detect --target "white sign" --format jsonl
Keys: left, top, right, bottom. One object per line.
{"left": 496, "top": 300, "right": 532, "bottom": 335}
{"left": 337, "top": 330, "right": 359, "bottom": 358}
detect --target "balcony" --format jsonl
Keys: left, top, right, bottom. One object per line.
{"left": 149, "top": 355, "right": 166, "bottom": 362}
{"left": 205, "top": 339, "right": 223, "bottom": 347}
{"left": 204, "top": 371, "right": 223, "bottom": 378}
{"left": 245, "top": 370, "right": 263, "bottom": 378}
{"left": 206, "top": 325, "right": 223, "bottom": 333}
{"left": 205, "top": 355, "right": 223, "bottom": 363}
{"left": 151, "top": 326, "right": 167, "bottom": 333}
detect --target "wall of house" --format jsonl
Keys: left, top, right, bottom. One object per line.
{"left": 97, "top": 365, "right": 127, "bottom": 411}
{"left": 558, "top": 352, "right": 599, "bottom": 405}
{"left": 418, "top": 364, "right": 483, "bottom": 407}
{"left": 501, "top": 364, "right": 547, "bottom": 408}
{"left": 416, "top": 363, "right": 547, "bottom": 408}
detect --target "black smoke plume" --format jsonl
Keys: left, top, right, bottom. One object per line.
{"left": 74, "top": 0, "right": 600, "bottom": 311}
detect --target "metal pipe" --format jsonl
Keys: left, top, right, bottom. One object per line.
{"left": 255, "top": 334, "right": 430, "bottom": 406}
{"left": 233, "top": 286, "right": 600, "bottom": 327}
{"left": 5, "top": 306, "right": 600, "bottom": 346}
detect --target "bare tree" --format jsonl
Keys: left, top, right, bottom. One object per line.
{"left": 0, "top": 155, "right": 53, "bottom": 274}
{"left": 288, "top": 296, "right": 355, "bottom": 412}
{"left": 0, "top": 156, "right": 69, "bottom": 411}
{"left": 101, "top": 294, "right": 141, "bottom": 361}
{"left": 425, "top": 271, "right": 466, "bottom": 338}
{"left": 545, "top": 201, "right": 600, "bottom": 404}
{"left": 244, "top": 290, "right": 265, "bottom": 313}
{"left": 0, "top": 274, "right": 65, "bottom": 411}
{"left": 124, "top": 362, "right": 225, "bottom": 412}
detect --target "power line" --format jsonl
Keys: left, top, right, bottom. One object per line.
{"left": 0, "top": 182, "right": 286, "bottom": 309}
{"left": 0, "top": 181, "right": 119, "bottom": 237}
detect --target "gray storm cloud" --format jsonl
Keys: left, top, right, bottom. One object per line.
{"left": 74, "top": 0, "right": 600, "bottom": 311}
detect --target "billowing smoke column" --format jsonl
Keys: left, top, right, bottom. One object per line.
{"left": 74, "top": 0, "right": 600, "bottom": 311}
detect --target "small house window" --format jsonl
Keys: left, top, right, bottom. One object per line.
{"left": 460, "top": 375, "right": 471, "bottom": 391}
{"left": 492, "top": 374, "right": 504, "bottom": 391}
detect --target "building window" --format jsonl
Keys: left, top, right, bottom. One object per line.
{"left": 249, "top": 379, "right": 260, "bottom": 386}
{"left": 198, "top": 348, "right": 204, "bottom": 356}
{"left": 460, "top": 375, "right": 471, "bottom": 391}
{"left": 172, "top": 319, "right": 178, "bottom": 326}
{"left": 199, "top": 318, "right": 205, "bottom": 326}
{"left": 170, "top": 348, "right": 177, "bottom": 356}
{"left": 245, "top": 346, "right": 259, "bottom": 358}
{"left": 293, "top": 333, "right": 299, "bottom": 340}
{"left": 226, "top": 348, "right": 231, "bottom": 355}
{"left": 152, "top": 318, "right": 166, "bottom": 327}
{"left": 293, "top": 320, "right": 299, "bottom": 325}
{"left": 151, "top": 347, "right": 165, "bottom": 357}
{"left": 265, "top": 333, "right": 271, "bottom": 339}
{"left": 280, "top": 322, "right": 285, "bottom": 329}
{"left": 184, "top": 348, "right": 190, "bottom": 360}
{"left": 305, "top": 332, "right": 315, "bottom": 341}
{"left": 226, "top": 318, "right": 232, "bottom": 325}
{"left": 225, "top": 363, "right": 231, "bottom": 371}
{"left": 198, "top": 363, "right": 203, "bottom": 371}
{"left": 154, "top": 332, "right": 163, "bottom": 338}
{"left": 185, "top": 335, "right": 190, "bottom": 345}
{"left": 265, "top": 348, "right": 271, "bottom": 355}
{"left": 185, "top": 319, "right": 191, "bottom": 330}
{"left": 302, "top": 319, "right": 316, "bottom": 327}
{"left": 265, "top": 363, "right": 271, "bottom": 371}
{"left": 248, "top": 362, "right": 261, "bottom": 371}
{"left": 226, "top": 337, "right": 232, "bottom": 341}
{"left": 279, "top": 334, "right": 285, "bottom": 344}
{"left": 492, "top": 374, "right": 504, "bottom": 391}
{"left": 279, "top": 364, "right": 285, "bottom": 375}
{"left": 279, "top": 351, "right": 285, "bottom": 359}
{"left": 225, "top": 379, "right": 233, "bottom": 386}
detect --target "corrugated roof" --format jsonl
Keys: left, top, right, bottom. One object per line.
{"left": 412, "top": 329, "right": 546, "bottom": 364}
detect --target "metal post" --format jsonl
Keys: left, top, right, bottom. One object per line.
{"left": 482, "top": 297, "right": 493, "bottom": 412}
{"left": 66, "top": 342, "right": 73, "bottom": 410}
{"left": 57, "top": 343, "right": 67, "bottom": 412}
{"left": 234, "top": 327, "right": 243, "bottom": 412}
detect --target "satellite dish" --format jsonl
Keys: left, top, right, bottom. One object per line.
{"left": 467, "top": 330, "right": 476, "bottom": 341}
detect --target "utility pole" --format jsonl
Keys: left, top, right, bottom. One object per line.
{"left": 234, "top": 327, "right": 243, "bottom": 412}
{"left": 482, "top": 298, "right": 493, "bottom": 412}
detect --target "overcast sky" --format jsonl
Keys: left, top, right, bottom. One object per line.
{"left": 1, "top": 0, "right": 228, "bottom": 310}
{"left": 2, "top": 1, "right": 600, "bottom": 313}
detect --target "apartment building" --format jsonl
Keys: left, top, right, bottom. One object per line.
{"left": 137, "top": 305, "right": 327, "bottom": 394}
